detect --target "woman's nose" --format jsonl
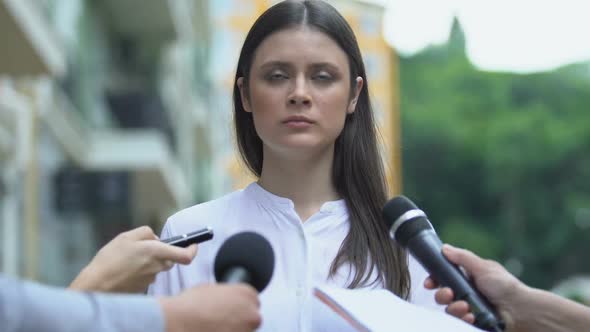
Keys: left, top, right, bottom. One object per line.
{"left": 288, "top": 77, "right": 311, "bottom": 106}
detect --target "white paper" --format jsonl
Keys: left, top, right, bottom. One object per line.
{"left": 314, "top": 286, "right": 484, "bottom": 332}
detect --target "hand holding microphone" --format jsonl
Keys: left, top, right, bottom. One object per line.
{"left": 159, "top": 283, "right": 262, "bottom": 332}
{"left": 424, "top": 244, "right": 523, "bottom": 330}
{"left": 382, "top": 196, "right": 505, "bottom": 332}
{"left": 425, "top": 244, "right": 590, "bottom": 332}
{"left": 158, "top": 232, "right": 274, "bottom": 332}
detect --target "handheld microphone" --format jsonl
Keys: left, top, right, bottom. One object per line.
{"left": 383, "top": 196, "right": 505, "bottom": 332}
{"left": 213, "top": 231, "right": 275, "bottom": 292}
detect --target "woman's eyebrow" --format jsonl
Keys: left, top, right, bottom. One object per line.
{"left": 259, "top": 61, "right": 292, "bottom": 70}
{"left": 258, "top": 61, "right": 342, "bottom": 71}
{"left": 308, "top": 62, "right": 341, "bottom": 72}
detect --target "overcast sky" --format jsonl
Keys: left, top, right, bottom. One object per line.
{"left": 382, "top": 0, "right": 590, "bottom": 73}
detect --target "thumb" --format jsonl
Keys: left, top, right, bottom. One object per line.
{"left": 442, "top": 244, "right": 487, "bottom": 277}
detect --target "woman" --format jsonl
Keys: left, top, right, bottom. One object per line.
{"left": 149, "top": 1, "right": 440, "bottom": 330}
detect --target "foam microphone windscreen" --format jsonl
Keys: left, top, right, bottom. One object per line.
{"left": 213, "top": 231, "right": 275, "bottom": 292}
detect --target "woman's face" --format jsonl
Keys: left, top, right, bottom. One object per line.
{"left": 238, "top": 27, "right": 362, "bottom": 159}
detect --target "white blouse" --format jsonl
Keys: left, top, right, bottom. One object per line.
{"left": 149, "top": 182, "right": 442, "bottom": 331}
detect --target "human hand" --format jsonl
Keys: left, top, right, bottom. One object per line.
{"left": 424, "top": 244, "right": 525, "bottom": 330}
{"left": 70, "top": 226, "right": 197, "bottom": 293}
{"left": 158, "top": 284, "right": 261, "bottom": 332}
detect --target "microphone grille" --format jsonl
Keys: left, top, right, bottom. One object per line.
{"left": 382, "top": 195, "right": 419, "bottom": 229}
{"left": 214, "top": 231, "right": 275, "bottom": 292}
{"left": 383, "top": 196, "right": 433, "bottom": 247}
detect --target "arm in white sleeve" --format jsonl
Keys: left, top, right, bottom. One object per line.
{"left": 0, "top": 274, "right": 164, "bottom": 332}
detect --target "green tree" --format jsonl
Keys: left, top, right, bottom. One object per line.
{"left": 399, "top": 19, "right": 590, "bottom": 289}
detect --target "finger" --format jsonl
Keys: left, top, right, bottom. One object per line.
{"left": 234, "top": 284, "right": 261, "bottom": 305}
{"left": 434, "top": 287, "right": 454, "bottom": 305}
{"left": 442, "top": 244, "right": 486, "bottom": 276}
{"left": 248, "top": 312, "right": 263, "bottom": 330}
{"left": 186, "top": 244, "right": 198, "bottom": 259}
{"left": 147, "top": 241, "right": 198, "bottom": 264}
{"left": 123, "top": 226, "right": 157, "bottom": 241}
{"left": 462, "top": 313, "right": 475, "bottom": 324}
{"left": 163, "top": 260, "right": 174, "bottom": 271}
{"left": 446, "top": 300, "right": 470, "bottom": 318}
{"left": 117, "top": 275, "right": 155, "bottom": 294}
{"left": 136, "top": 275, "right": 157, "bottom": 292}
{"left": 424, "top": 277, "right": 439, "bottom": 289}
{"left": 147, "top": 259, "right": 175, "bottom": 275}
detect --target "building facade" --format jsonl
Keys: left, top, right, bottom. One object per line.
{"left": 0, "top": 0, "right": 399, "bottom": 286}
{"left": 0, "top": 0, "right": 218, "bottom": 285}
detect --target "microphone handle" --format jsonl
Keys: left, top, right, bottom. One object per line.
{"left": 222, "top": 267, "right": 252, "bottom": 285}
{"left": 407, "top": 231, "right": 505, "bottom": 331}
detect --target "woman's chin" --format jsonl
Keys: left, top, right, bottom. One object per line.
{"left": 267, "top": 140, "right": 334, "bottom": 156}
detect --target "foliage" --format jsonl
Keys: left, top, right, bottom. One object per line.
{"left": 399, "top": 20, "right": 590, "bottom": 288}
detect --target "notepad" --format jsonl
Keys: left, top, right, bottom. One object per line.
{"left": 313, "top": 286, "right": 484, "bottom": 332}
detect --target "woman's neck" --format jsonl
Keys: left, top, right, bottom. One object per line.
{"left": 258, "top": 147, "right": 340, "bottom": 222}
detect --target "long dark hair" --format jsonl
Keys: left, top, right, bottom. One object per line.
{"left": 233, "top": 0, "right": 410, "bottom": 298}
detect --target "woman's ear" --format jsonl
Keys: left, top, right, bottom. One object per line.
{"left": 347, "top": 77, "right": 364, "bottom": 114}
{"left": 237, "top": 77, "right": 251, "bottom": 113}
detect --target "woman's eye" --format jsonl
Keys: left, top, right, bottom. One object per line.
{"left": 266, "top": 71, "right": 288, "bottom": 81}
{"left": 313, "top": 72, "right": 334, "bottom": 82}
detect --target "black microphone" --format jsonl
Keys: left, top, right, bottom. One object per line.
{"left": 383, "top": 196, "right": 505, "bottom": 332}
{"left": 213, "top": 231, "right": 275, "bottom": 292}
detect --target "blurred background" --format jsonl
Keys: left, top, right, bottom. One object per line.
{"left": 0, "top": 0, "right": 588, "bottom": 304}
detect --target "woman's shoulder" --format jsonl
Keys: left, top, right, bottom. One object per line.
{"left": 163, "top": 187, "right": 250, "bottom": 235}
